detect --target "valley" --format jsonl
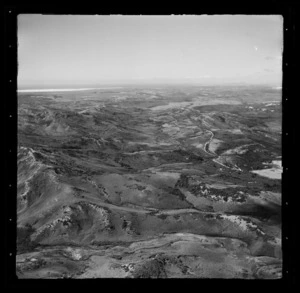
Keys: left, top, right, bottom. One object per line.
{"left": 17, "top": 85, "right": 282, "bottom": 278}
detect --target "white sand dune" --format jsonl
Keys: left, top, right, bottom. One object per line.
{"left": 251, "top": 160, "right": 282, "bottom": 179}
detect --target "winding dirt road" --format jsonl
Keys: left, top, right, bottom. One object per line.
{"left": 203, "top": 130, "right": 216, "bottom": 155}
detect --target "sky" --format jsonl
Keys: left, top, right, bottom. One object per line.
{"left": 18, "top": 15, "right": 283, "bottom": 89}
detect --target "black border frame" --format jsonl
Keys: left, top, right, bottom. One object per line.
{"left": 3, "top": 3, "right": 297, "bottom": 288}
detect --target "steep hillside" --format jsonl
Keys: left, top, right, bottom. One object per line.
{"left": 17, "top": 86, "right": 282, "bottom": 278}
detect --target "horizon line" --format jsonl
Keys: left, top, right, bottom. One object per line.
{"left": 17, "top": 85, "right": 282, "bottom": 93}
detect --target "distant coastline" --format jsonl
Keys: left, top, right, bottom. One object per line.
{"left": 17, "top": 87, "right": 123, "bottom": 93}
{"left": 17, "top": 84, "right": 282, "bottom": 93}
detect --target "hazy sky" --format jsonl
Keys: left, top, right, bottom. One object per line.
{"left": 18, "top": 15, "right": 283, "bottom": 88}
